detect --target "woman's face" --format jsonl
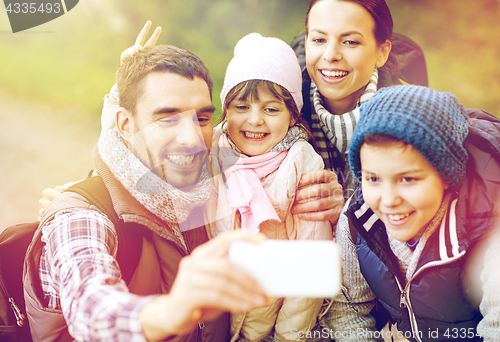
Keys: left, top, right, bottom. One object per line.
{"left": 305, "top": 0, "right": 390, "bottom": 114}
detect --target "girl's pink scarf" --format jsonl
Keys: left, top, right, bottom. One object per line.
{"left": 219, "top": 134, "right": 288, "bottom": 232}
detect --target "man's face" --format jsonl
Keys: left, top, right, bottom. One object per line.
{"left": 126, "top": 72, "right": 214, "bottom": 189}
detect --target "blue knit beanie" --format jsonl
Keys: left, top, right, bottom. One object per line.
{"left": 349, "top": 85, "right": 469, "bottom": 190}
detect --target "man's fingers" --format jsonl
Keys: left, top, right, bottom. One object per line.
{"left": 189, "top": 276, "right": 266, "bottom": 312}
{"left": 298, "top": 169, "right": 337, "bottom": 188}
{"left": 293, "top": 194, "right": 343, "bottom": 223}
{"left": 144, "top": 26, "right": 162, "bottom": 47}
{"left": 295, "top": 182, "right": 343, "bottom": 202}
{"left": 297, "top": 208, "right": 341, "bottom": 223}
{"left": 150, "top": 232, "right": 270, "bottom": 340}
{"left": 174, "top": 258, "right": 268, "bottom": 312}
{"left": 192, "top": 230, "right": 266, "bottom": 258}
{"left": 41, "top": 188, "right": 62, "bottom": 201}
{"left": 54, "top": 180, "right": 80, "bottom": 192}
{"left": 135, "top": 21, "right": 152, "bottom": 45}
{"left": 292, "top": 195, "right": 343, "bottom": 215}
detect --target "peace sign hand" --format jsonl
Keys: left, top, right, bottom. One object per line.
{"left": 120, "top": 21, "right": 162, "bottom": 64}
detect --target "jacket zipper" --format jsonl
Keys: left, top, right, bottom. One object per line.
{"left": 9, "top": 298, "right": 26, "bottom": 327}
{"left": 394, "top": 251, "right": 466, "bottom": 342}
{"left": 0, "top": 275, "right": 26, "bottom": 327}
{"left": 395, "top": 277, "right": 422, "bottom": 342}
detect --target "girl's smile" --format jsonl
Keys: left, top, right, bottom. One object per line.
{"left": 242, "top": 131, "right": 269, "bottom": 139}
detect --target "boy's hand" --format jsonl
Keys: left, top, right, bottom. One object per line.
{"left": 139, "top": 230, "right": 268, "bottom": 341}
{"left": 292, "top": 170, "right": 344, "bottom": 224}
{"left": 120, "top": 21, "right": 162, "bottom": 64}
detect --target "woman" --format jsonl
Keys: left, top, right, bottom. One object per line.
{"left": 301, "top": 0, "right": 401, "bottom": 200}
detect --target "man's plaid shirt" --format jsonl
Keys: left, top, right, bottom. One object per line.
{"left": 39, "top": 208, "right": 156, "bottom": 341}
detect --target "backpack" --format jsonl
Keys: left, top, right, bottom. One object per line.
{"left": 0, "top": 176, "right": 142, "bottom": 342}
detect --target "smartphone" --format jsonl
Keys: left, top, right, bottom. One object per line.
{"left": 228, "top": 240, "right": 340, "bottom": 298}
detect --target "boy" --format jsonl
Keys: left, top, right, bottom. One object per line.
{"left": 326, "top": 85, "right": 500, "bottom": 342}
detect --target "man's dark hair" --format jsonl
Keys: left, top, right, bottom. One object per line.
{"left": 116, "top": 45, "right": 214, "bottom": 114}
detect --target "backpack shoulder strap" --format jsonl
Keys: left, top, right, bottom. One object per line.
{"left": 66, "top": 177, "right": 119, "bottom": 229}
{"left": 65, "top": 177, "right": 143, "bottom": 284}
{"left": 392, "top": 33, "right": 428, "bottom": 87}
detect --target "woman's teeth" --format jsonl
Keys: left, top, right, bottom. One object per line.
{"left": 244, "top": 131, "right": 266, "bottom": 138}
{"left": 167, "top": 155, "right": 195, "bottom": 165}
{"left": 388, "top": 213, "right": 410, "bottom": 221}
{"left": 321, "top": 70, "right": 348, "bottom": 77}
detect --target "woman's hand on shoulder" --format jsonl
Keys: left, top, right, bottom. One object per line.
{"left": 291, "top": 169, "right": 344, "bottom": 224}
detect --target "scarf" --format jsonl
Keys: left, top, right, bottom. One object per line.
{"left": 98, "top": 130, "right": 213, "bottom": 230}
{"left": 218, "top": 124, "right": 308, "bottom": 232}
{"left": 310, "top": 68, "right": 379, "bottom": 167}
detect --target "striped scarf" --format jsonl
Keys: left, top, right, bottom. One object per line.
{"left": 310, "top": 68, "right": 379, "bottom": 168}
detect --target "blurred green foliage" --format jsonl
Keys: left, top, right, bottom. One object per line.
{"left": 0, "top": 0, "right": 498, "bottom": 119}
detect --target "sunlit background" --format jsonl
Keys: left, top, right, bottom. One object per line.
{"left": 1, "top": 0, "right": 499, "bottom": 228}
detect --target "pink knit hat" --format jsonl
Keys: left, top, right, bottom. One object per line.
{"left": 220, "top": 33, "right": 303, "bottom": 112}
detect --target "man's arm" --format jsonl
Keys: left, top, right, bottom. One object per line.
{"left": 43, "top": 209, "right": 267, "bottom": 341}
{"left": 42, "top": 209, "right": 153, "bottom": 341}
{"left": 291, "top": 169, "right": 344, "bottom": 224}
{"left": 140, "top": 231, "right": 268, "bottom": 340}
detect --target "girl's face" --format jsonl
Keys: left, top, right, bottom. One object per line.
{"left": 226, "top": 89, "right": 293, "bottom": 156}
{"left": 360, "top": 143, "right": 449, "bottom": 244}
{"left": 305, "top": 0, "right": 391, "bottom": 114}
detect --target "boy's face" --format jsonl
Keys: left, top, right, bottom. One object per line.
{"left": 360, "top": 142, "right": 449, "bottom": 244}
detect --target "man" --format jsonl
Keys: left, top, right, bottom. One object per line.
{"left": 24, "top": 45, "right": 270, "bottom": 342}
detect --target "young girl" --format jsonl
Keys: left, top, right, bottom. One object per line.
{"left": 211, "top": 33, "right": 333, "bottom": 342}
{"left": 331, "top": 85, "right": 500, "bottom": 341}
